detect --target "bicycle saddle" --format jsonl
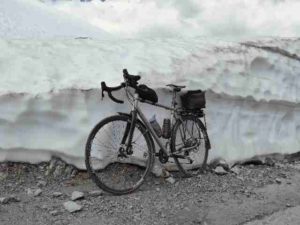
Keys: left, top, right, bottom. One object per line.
{"left": 166, "top": 84, "right": 186, "bottom": 92}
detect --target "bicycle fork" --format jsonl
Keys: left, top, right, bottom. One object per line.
{"left": 118, "top": 110, "right": 137, "bottom": 157}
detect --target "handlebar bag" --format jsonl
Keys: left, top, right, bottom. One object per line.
{"left": 180, "top": 90, "right": 206, "bottom": 110}
{"left": 136, "top": 84, "right": 158, "bottom": 103}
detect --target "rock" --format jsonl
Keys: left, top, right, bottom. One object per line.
{"left": 27, "top": 188, "right": 34, "bottom": 196}
{"left": 214, "top": 166, "right": 228, "bottom": 175}
{"left": 37, "top": 180, "right": 47, "bottom": 188}
{"left": 50, "top": 210, "right": 59, "bottom": 216}
{"left": 88, "top": 190, "right": 103, "bottom": 197}
{"left": 209, "top": 157, "right": 229, "bottom": 171}
{"left": 0, "top": 195, "right": 20, "bottom": 204}
{"left": 52, "top": 192, "right": 63, "bottom": 198}
{"left": 53, "top": 165, "right": 65, "bottom": 178}
{"left": 286, "top": 203, "right": 291, "bottom": 207}
{"left": 63, "top": 201, "right": 83, "bottom": 213}
{"left": 165, "top": 176, "right": 176, "bottom": 184}
{"left": 41, "top": 205, "right": 48, "bottom": 210}
{"left": 231, "top": 166, "right": 240, "bottom": 175}
{"left": 71, "top": 191, "right": 84, "bottom": 201}
{"left": 0, "top": 197, "right": 8, "bottom": 204}
{"left": 34, "top": 189, "right": 42, "bottom": 197}
{"left": 265, "top": 157, "right": 275, "bottom": 166}
{"left": 275, "top": 178, "right": 282, "bottom": 184}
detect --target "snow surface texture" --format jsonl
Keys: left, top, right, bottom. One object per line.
{"left": 50, "top": 0, "right": 300, "bottom": 40}
{"left": 0, "top": 0, "right": 300, "bottom": 168}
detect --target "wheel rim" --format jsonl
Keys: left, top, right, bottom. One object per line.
{"left": 87, "top": 118, "right": 151, "bottom": 193}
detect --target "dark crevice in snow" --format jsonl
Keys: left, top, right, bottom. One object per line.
{"left": 242, "top": 43, "right": 300, "bottom": 62}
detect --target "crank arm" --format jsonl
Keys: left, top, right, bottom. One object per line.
{"left": 171, "top": 154, "right": 193, "bottom": 164}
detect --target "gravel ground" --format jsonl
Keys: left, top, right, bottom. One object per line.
{"left": 0, "top": 156, "right": 300, "bottom": 225}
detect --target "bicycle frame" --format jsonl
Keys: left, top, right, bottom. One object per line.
{"left": 128, "top": 91, "right": 179, "bottom": 157}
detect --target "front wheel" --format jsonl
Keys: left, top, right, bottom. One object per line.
{"left": 171, "top": 116, "right": 209, "bottom": 177}
{"left": 85, "top": 114, "right": 154, "bottom": 195}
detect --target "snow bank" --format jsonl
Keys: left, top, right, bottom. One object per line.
{"left": 0, "top": 38, "right": 299, "bottom": 167}
{"left": 0, "top": 0, "right": 300, "bottom": 168}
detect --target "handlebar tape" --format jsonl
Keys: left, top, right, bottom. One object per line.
{"left": 101, "top": 82, "right": 124, "bottom": 104}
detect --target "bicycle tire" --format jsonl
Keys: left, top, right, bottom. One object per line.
{"left": 85, "top": 114, "right": 154, "bottom": 195}
{"left": 170, "top": 116, "right": 209, "bottom": 177}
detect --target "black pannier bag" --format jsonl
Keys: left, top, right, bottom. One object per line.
{"left": 136, "top": 84, "right": 158, "bottom": 103}
{"left": 180, "top": 90, "right": 206, "bottom": 110}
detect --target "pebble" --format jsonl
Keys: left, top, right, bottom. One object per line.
{"left": 37, "top": 180, "right": 47, "bottom": 188}
{"left": 88, "top": 190, "right": 103, "bottom": 197}
{"left": 165, "top": 176, "right": 176, "bottom": 184}
{"left": 0, "top": 195, "right": 20, "bottom": 204}
{"left": 275, "top": 178, "right": 282, "bottom": 184}
{"left": 71, "top": 191, "right": 84, "bottom": 201}
{"left": 27, "top": 188, "right": 34, "bottom": 196}
{"left": 50, "top": 210, "right": 59, "bottom": 216}
{"left": 34, "top": 189, "right": 42, "bottom": 197}
{"left": 214, "top": 166, "right": 228, "bottom": 175}
{"left": 52, "top": 192, "right": 63, "bottom": 198}
{"left": 231, "top": 166, "right": 240, "bottom": 175}
{"left": 63, "top": 201, "right": 83, "bottom": 213}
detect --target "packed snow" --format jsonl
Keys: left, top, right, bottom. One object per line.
{"left": 0, "top": 0, "right": 300, "bottom": 167}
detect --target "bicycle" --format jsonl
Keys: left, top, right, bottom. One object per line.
{"left": 85, "top": 69, "right": 211, "bottom": 195}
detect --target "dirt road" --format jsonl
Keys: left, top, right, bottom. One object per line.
{"left": 0, "top": 161, "right": 300, "bottom": 225}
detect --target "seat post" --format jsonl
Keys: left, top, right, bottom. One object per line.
{"left": 171, "top": 90, "right": 177, "bottom": 108}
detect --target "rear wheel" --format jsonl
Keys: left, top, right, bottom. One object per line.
{"left": 85, "top": 115, "right": 154, "bottom": 195}
{"left": 171, "top": 116, "right": 209, "bottom": 177}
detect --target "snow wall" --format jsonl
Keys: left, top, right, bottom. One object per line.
{"left": 1, "top": 0, "right": 300, "bottom": 168}
{"left": 0, "top": 38, "right": 299, "bottom": 168}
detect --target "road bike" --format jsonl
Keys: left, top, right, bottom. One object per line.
{"left": 85, "top": 69, "right": 211, "bottom": 195}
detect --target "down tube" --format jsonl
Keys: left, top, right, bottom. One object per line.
{"left": 136, "top": 106, "right": 168, "bottom": 155}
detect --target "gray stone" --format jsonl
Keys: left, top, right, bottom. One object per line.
{"left": 63, "top": 201, "right": 83, "bottom": 213}
{"left": 41, "top": 205, "right": 48, "bottom": 210}
{"left": 231, "top": 166, "right": 240, "bottom": 175}
{"left": 52, "top": 192, "right": 63, "bottom": 198}
{"left": 50, "top": 210, "right": 59, "bottom": 216}
{"left": 210, "top": 157, "right": 229, "bottom": 170}
{"left": 71, "top": 191, "right": 84, "bottom": 201}
{"left": 0, "top": 197, "right": 8, "bottom": 204}
{"left": 34, "top": 189, "right": 42, "bottom": 197}
{"left": 165, "top": 176, "right": 176, "bottom": 184}
{"left": 27, "top": 188, "right": 34, "bottom": 196}
{"left": 37, "top": 180, "right": 47, "bottom": 188}
{"left": 275, "top": 178, "right": 282, "bottom": 184}
{"left": 214, "top": 166, "right": 228, "bottom": 175}
{"left": 88, "top": 190, "right": 103, "bottom": 197}
{"left": 0, "top": 195, "right": 20, "bottom": 204}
